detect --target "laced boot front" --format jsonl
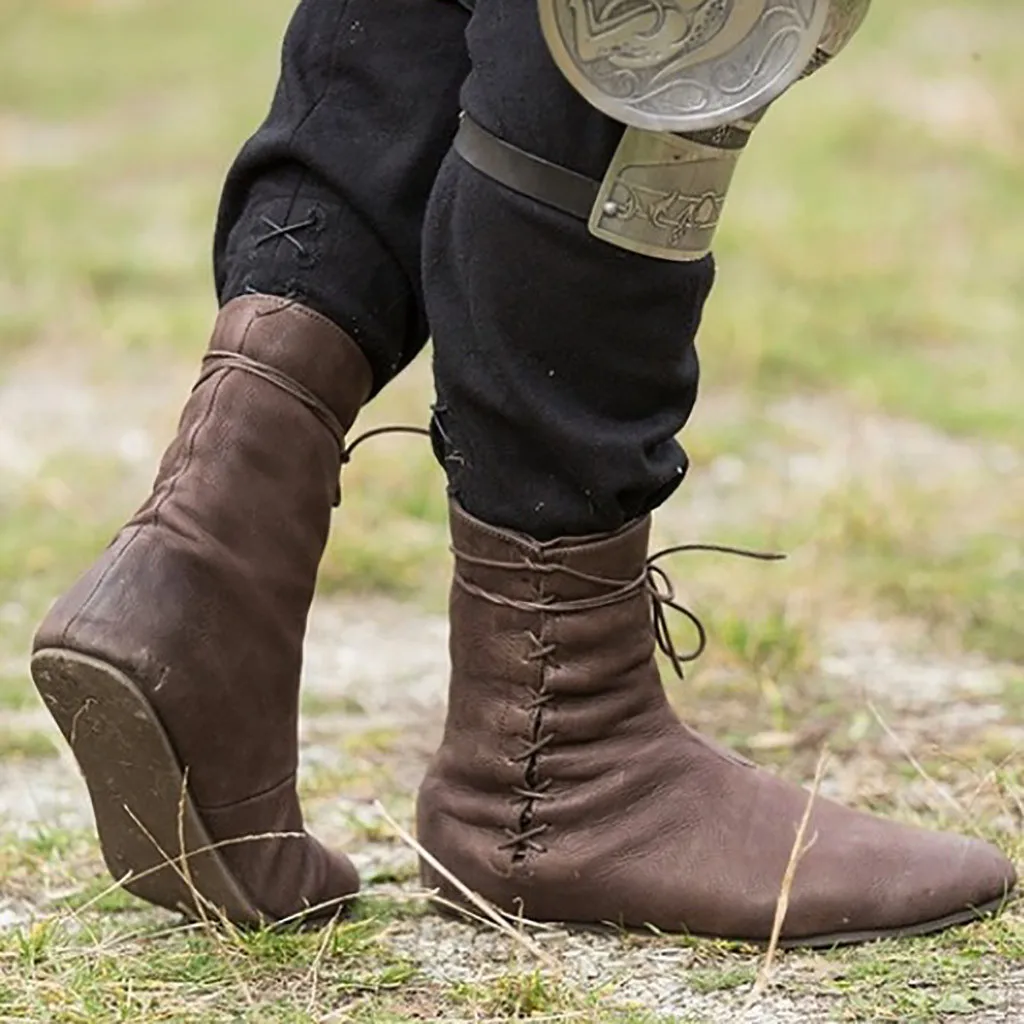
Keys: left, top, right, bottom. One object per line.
{"left": 417, "top": 501, "right": 1017, "bottom": 947}
{"left": 32, "top": 295, "right": 371, "bottom": 925}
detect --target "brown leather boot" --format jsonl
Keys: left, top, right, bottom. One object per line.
{"left": 417, "top": 502, "right": 1018, "bottom": 948}
{"left": 32, "top": 294, "right": 371, "bottom": 925}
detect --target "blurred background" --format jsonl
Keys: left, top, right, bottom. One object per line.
{"left": 0, "top": 1, "right": 1020, "bottom": 1015}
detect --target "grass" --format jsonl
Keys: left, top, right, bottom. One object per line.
{"left": 0, "top": 726, "right": 57, "bottom": 761}
{"left": 0, "top": 905, "right": 419, "bottom": 1022}
{"left": 713, "top": 0, "right": 1024, "bottom": 443}
{"left": 0, "top": 0, "right": 1022, "bottom": 1021}
{"left": 0, "top": 819, "right": 1019, "bottom": 1022}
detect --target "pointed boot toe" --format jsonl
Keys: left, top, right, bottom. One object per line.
{"left": 773, "top": 802, "right": 1019, "bottom": 947}
{"left": 929, "top": 833, "right": 1018, "bottom": 923}
{"left": 895, "top": 830, "right": 1018, "bottom": 927}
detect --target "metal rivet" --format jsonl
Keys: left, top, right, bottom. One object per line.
{"left": 602, "top": 201, "right": 621, "bottom": 217}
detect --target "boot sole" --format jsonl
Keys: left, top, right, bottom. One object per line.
{"left": 775, "top": 895, "right": 1015, "bottom": 949}
{"left": 31, "top": 648, "right": 264, "bottom": 926}
{"left": 427, "top": 882, "right": 1015, "bottom": 950}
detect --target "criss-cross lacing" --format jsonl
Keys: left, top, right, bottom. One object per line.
{"left": 452, "top": 534, "right": 784, "bottom": 861}
{"left": 253, "top": 214, "right": 319, "bottom": 255}
{"left": 498, "top": 628, "right": 557, "bottom": 857}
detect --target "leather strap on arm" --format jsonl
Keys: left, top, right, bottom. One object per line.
{"left": 453, "top": 114, "right": 597, "bottom": 221}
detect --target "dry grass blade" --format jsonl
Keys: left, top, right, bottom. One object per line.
{"left": 62, "top": 870, "right": 135, "bottom": 921}
{"left": 745, "top": 748, "right": 829, "bottom": 1008}
{"left": 426, "top": 891, "right": 545, "bottom": 933}
{"left": 124, "top": 798, "right": 358, "bottom": 933}
{"left": 176, "top": 768, "right": 214, "bottom": 931}
{"left": 372, "top": 800, "right": 560, "bottom": 971}
{"left": 117, "top": 805, "right": 305, "bottom": 901}
{"left": 305, "top": 910, "right": 338, "bottom": 1014}
{"left": 868, "top": 701, "right": 967, "bottom": 817}
{"left": 271, "top": 892, "right": 354, "bottom": 930}
{"left": 122, "top": 801, "right": 236, "bottom": 935}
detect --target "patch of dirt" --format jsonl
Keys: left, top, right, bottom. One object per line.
{"left": 379, "top": 907, "right": 1024, "bottom": 1024}
{"left": 822, "top": 616, "right": 1010, "bottom": 708}
{"left": 0, "top": 756, "right": 89, "bottom": 838}
{"left": 767, "top": 394, "right": 1019, "bottom": 481}
{"left": 673, "top": 391, "right": 1019, "bottom": 534}
{"left": 302, "top": 599, "right": 449, "bottom": 719}
{"left": 0, "top": 114, "right": 107, "bottom": 172}
{"left": 0, "top": 349, "right": 187, "bottom": 482}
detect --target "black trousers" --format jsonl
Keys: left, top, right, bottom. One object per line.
{"left": 214, "top": 0, "right": 714, "bottom": 540}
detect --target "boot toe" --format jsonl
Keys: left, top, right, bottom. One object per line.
{"left": 293, "top": 837, "right": 362, "bottom": 923}
{"left": 893, "top": 832, "right": 1017, "bottom": 928}
{"left": 949, "top": 835, "right": 1017, "bottom": 914}
{"left": 200, "top": 791, "right": 361, "bottom": 924}
{"left": 769, "top": 784, "right": 1019, "bottom": 943}
{"left": 222, "top": 827, "right": 361, "bottom": 924}
{"left": 791, "top": 826, "right": 1018, "bottom": 943}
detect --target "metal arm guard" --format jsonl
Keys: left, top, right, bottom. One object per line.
{"left": 540, "top": 0, "right": 872, "bottom": 259}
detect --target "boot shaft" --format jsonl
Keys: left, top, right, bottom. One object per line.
{"left": 34, "top": 296, "right": 372, "bottom": 807}
{"left": 435, "top": 501, "right": 680, "bottom": 875}
{"left": 445, "top": 500, "right": 670, "bottom": 735}
{"left": 135, "top": 296, "right": 371, "bottom": 603}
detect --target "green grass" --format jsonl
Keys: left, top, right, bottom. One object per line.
{"left": 0, "top": 673, "right": 37, "bottom": 712}
{"left": 0, "top": 726, "right": 56, "bottom": 760}
{"left": 0, "top": 909, "right": 419, "bottom": 1022}
{"left": 712, "top": 0, "right": 1024, "bottom": 443}
{"left": 0, "top": 0, "right": 292, "bottom": 369}
{"left": 0, "top": 0, "right": 1022, "bottom": 1021}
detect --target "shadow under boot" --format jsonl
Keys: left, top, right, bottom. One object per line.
{"left": 32, "top": 294, "right": 371, "bottom": 926}
{"left": 417, "top": 500, "right": 1018, "bottom": 948}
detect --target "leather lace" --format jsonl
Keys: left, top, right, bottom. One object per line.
{"left": 341, "top": 424, "right": 432, "bottom": 464}
{"left": 200, "top": 350, "right": 349, "bottom": 454}
{"left": 196, "top": 352, "right": 429, "bottom": 502}
{"left": 453, "top": 536, "right": 783, "bottom": 861}
{"left": 453, "top": 542, "right": 785, "bottom": 680}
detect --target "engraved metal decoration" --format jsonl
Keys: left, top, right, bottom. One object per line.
{"left": 798, "top": 0, "right": 872, "bottom": 78}
{"left": 538, "top": 0, "right": 831, "bottom": 133}
{"left": 583, "top": 0, "right": 872, "bottom": 259}
{"left": 589, "top": 124, "right": 755, "bottom": 260}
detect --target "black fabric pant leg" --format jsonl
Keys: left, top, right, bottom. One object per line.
{"left": 422, "top": 0, "right": 715, "bottom": 540}
{"left": 213, "top": 0, "right": 470, "bottom": 395}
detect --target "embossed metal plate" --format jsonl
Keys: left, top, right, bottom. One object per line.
{"left": 589, "top": 126, "right": 747, "bottom": 260}
{"left": 538, "top": 0, "right": 832, "bottom": 133}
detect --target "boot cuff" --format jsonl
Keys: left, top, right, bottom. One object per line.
{"left": 449, "top": 499, "right": 651, "bottom": 604}
{"left": 211, "top": 295, "right": 372, "bottom": 433}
